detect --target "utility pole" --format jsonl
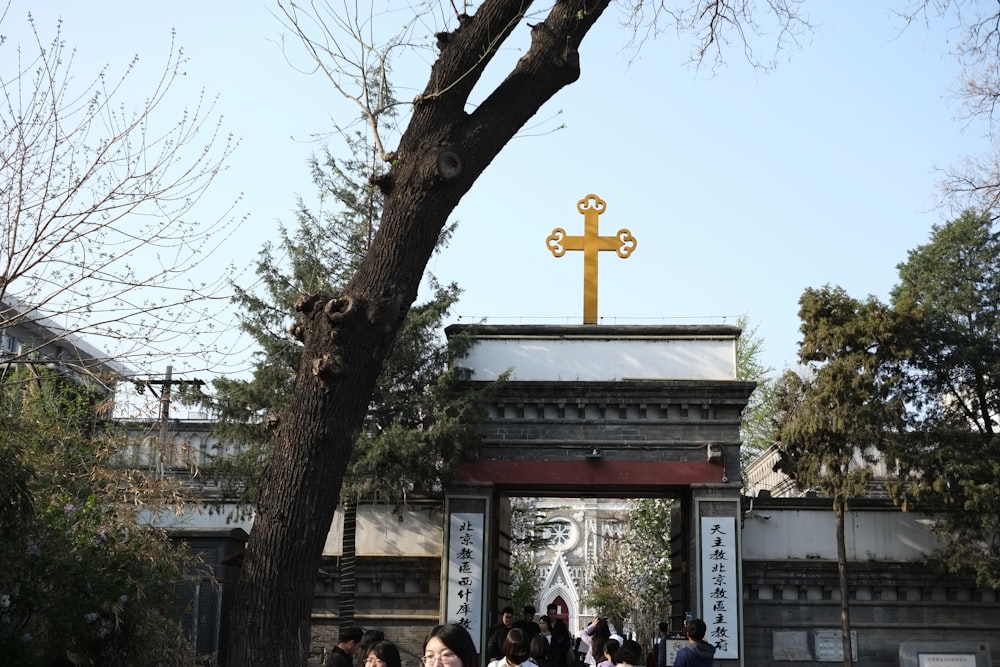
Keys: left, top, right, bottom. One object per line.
{"left": 136, "top": 366, "right": 205, "bottom": 477}
{"left": 159, "top": 365, "right": 173, "bottom": 449}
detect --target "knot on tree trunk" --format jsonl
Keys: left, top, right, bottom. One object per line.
{"left": 311, "top": 352, "right": 343, "bottom": 385}
{"left": 437, "top": 150, "right": 462, "bottom": 181}
{"left": 295, "top": 292, "right": 324, "bottom": 313}
{"left": 324, "top": 295, "right": 354, "bottom": 321}
{"left": 370, "top": 168, "right": 394, "bottom": 195}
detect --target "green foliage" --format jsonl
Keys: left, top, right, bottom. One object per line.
{"left": 509, "top": 499, "right": 542, "bottom": 614}
{"left": 185, "top": 126, "right": 487, "bottom": 510}
{"left": 891, "top": 209, "right": 1000, "bottom": 432}
{"left": 773, "top": 286, "right": 906, "bottom": 501}
{"left": 736, "top": 314, "right": 777, "bottom": 467}
{"left": 0, "top": 495, "right": 201, "bottom": 667}
{"left": 889, "top": 209, "right": 1000, "bottom": 588}
{"left": 776, "top": 210, "right": 1000, "bottom": 590}
{"left": 585, "top": 555, "right": 629, "bottom": 629}
{"left": 584, "top": 500, "right": 671, "bottom": 646}
{"left": 0, "top": 369, "right": 202, "bottom": 666}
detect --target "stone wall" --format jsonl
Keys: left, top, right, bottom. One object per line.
{"left": 310, "top": 555, "right": 442, "bottom": 667}
{"left": 740, "top": 496, "right": 1000, "bottom": 666}
{"left": 742, "top": 559, "right": 1000, "bottom": 665}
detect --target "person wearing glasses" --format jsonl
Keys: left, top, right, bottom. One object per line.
{"left": 357, "top": 630, "right": 386, "bottom": 667}
{"left": 364, "top": 640, "right": 402, "bottom": 667}
{"left": 422, "top": 624, "right": 478, "bottom": 667}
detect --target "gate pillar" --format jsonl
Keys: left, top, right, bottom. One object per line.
{"left": 443, "top": 490, "right": 496, "bottom": 658}
{"left": 686, "top": 487, "right": 743, "bottom": 664}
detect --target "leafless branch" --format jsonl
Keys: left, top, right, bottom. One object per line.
{"left": 620, "top": 0, "right": 811, "bottom": 69}
{"left": 0, "top": 13, "right": 243, "bottom": 373}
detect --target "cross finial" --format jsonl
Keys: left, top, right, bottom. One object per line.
{"left": 546, "top": 194, "right": 637, "bottom": 324}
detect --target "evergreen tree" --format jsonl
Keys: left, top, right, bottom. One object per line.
{"left": 773, "top": 286, "right": 907, "bottom": 667}
{"left": 890, "top": 209, "right": 1000, "bottom": 588}
{"left": 736, "top": 314, "right": 778, "bottom": 467}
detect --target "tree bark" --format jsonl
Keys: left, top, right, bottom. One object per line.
{"left": 834, "top": 496, "right": 854, "bottom": 667}
{"left": 225, "top": 2, "right": 612, "bottom": 665}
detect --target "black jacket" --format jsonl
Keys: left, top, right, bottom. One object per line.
{"left": 327, "top": 645, "right": 354, "bottom": 667}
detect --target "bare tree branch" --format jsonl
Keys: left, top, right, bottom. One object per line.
{"left": 0, "top": 13, "right": 242, "bottom": 375}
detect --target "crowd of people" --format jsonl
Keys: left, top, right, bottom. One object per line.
{"left": 325, "top": 605, "right": 713, "bottom": 667}
{"left": 479, "top": 605, "right": 714, "bottom": 667}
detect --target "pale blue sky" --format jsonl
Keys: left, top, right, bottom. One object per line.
{"left": 5, "top": 2, "right": 986, "bottom": 380}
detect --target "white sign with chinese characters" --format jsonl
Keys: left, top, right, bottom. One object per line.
{"left": 446, "top": 512, "right": 485, "bottom": 649}
{"left": 700, "top": 516, "right": 739, "bottom": 659}
{"left": 918, "top": 656, "right": 977, "bottom": 667}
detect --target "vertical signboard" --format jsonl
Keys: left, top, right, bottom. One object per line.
{"left": 700, "top": 516, "right": 738, "bottom": 660}
{"left": 446, "top": 511, "right": 485, "bottom": 649}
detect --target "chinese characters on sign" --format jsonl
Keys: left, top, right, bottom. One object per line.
{"left": 446, "top": 512, "right": 485, "bottom": 650}
{"left": 700, "top": 517, "right": 738, "bottom": 660}
{"left": 918, "top": 656, "right": 977, "bottom": 667}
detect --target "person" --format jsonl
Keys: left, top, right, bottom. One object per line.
{"left": 547, "top": 616, "right": 573, "bottom": 667}
{"left": 537, "top": 615, "right": 552, "bottom": 643}
{"left": 365, "top": 640, "right": 402, "bottom": 667}
{"left": 672, "top": 619, "right": 715, "bottom": 667}
{"left": 514, "top": 604, "right": 540, "bottom": 638}
{"left": 596, "top": 638, "right": 620, "bottom": 667}
{"left": 327, "top": 627, "right": 365, "bottom": 667}
{"left": 358, "top": 629, "right": 387, "bottom": 667}
{"left": 530, "top": 634, "right": 556, "bottom": 667}
{"left": 487, "top": 627, "right": 539, "bottom": 667}
{"left": 579, "top": 617, "right": 612, "bottom": 667}
{"left": 615, "top": 640, "right": 644, "bottom": 667}
{"left": 423, "top": 623, "right": 478, "bottom": 667}
{"left": 654, "top": 622, "right": 669, "bottom": 667}
{"left": 486, "top": 605, "right": 516, "bottom": 659}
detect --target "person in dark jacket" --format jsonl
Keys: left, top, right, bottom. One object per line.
{"left": 486, "top": 606, "right": 516, "bottom": 660}
{"left": 327, "top": 627, "right": 365, "bottom": 667}
{"left": 672, "top": 619, "right": 715, "bottom": 667}
{"left": 654, "top": 622, "right": 669, "bottom": 667}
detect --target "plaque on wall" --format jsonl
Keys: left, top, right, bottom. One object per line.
{"left": 918, "top": 656, "right": 977, "bottom": 667}
{"left": 814, "top": 630, "right": 857, "bottom": 662}
{"left": 901, "top": 642, "right": 991, "bottom": 667}
{"left": 772, "top": 631, "right": 810, "bottom": 661}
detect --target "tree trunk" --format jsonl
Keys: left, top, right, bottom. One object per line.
{"left": 224, "top": 3, "right": 612, "bottom": 665}
{"left": 834, "top": 496, "right": 853, "bottom": 667}
{"left": 339, "top": 501, "right": 357, "bottom": 629}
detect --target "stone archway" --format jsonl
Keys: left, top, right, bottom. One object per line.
{"left": 441, "top": 324, "right": 754, "bottom": 666}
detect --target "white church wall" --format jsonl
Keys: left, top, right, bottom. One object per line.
{"left": 146, "top": 502, "right": 441, "bottom": 558}
{"left": 459, "top": 337, "right": 736, "bottom": 381}
{"left": 354, "top": 505, "right": 443, "bottom": 557}
{"left": 741, "top": 507, "right": 938, "bottom": 561}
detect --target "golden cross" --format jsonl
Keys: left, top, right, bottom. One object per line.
{"left": 546, "top": 194, "right": 637, "bottom": 324}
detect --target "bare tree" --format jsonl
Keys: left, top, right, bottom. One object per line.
{"left": 897, "top": 1, "right": 1000, "bottom": 211}
{"left": 226, "top": 2, "right": 804, "bottom": 665}
{"left": 1, "top": 11, "right": 240, "bottom": 379}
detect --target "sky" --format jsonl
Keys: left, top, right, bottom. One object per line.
{"left": 3, "top": 1, "right": 989, "bottom": 387}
